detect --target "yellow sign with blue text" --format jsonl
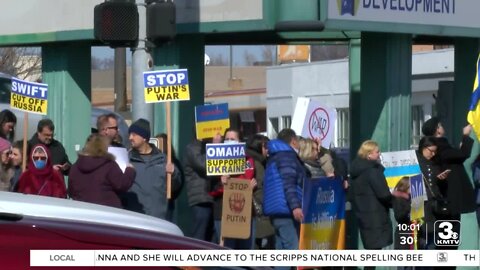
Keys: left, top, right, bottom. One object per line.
{"left": 206, "top": 143, "right": 246, "bottom": 176}
{"left": 143, "top": 69, "right": 190, "bottom": 103}
{"left": 195, "top": 103, "right": 230, "bottom": 140}
{"left": 10, "top": 78, "right": 48, "bottom": 115}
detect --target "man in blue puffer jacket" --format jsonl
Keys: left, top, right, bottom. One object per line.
{"left": 264, "top": 128, "right": 306, "bottom": 253}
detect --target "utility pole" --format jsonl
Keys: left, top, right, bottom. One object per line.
{"left": 131, "top": 0, "right": 153, "bottom": 123}
{"left": 114, "top": 48, "right": 127, "bottom": 112}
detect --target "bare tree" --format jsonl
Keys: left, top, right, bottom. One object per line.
{"left": 91, "top": 56, "right": 115, "bottom": 70}
{"left": 243, "top": 50, "right": 257, "bottom": 66}
{"left": 0, "top": 47, "right": 41, "bottom": 80}
{"left": 209, "top": 53, "right": 228, "bottom": 66}
{"left": 261, "top": 45, "right": 275, "bottom": 65}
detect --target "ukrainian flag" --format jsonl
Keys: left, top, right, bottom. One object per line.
{"left": 467, "top": 53, "right": 480, "bottom": 141}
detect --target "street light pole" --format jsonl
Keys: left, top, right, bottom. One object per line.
{"left": 131, "top": 0, "right": 153, "bottom": 123}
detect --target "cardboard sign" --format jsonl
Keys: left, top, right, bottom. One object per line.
{"left": 221, "top": 178, "right": 252, "bottom": 239}
{"left": 206, "top": 143, "right": 246, "bottom": 176}
{"left": 10, "top": 78, "right": 48, "bottom": 115}
{"left": 291, "top": 97, "right": 337, "bottom": 148}
{"left": 143, "top": 69, "right": 190, "bottom": 103}
{"left": 195, "top": 103, "right": 230, "bottom": 140}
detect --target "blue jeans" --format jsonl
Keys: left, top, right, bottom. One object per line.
{"left": 272, "top": 217, "right": 300, "bottom": 270}
{"left": 272, "top": 217, "right": 299, "bottom": 250}
{"left": 191, "top": 203, "right": 213, "bottom": 241}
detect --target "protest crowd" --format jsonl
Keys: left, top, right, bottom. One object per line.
{"left": 0, "top": 104, "right": 479, "bottom": 270}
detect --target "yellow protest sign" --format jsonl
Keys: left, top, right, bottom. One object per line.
{"left": 221, "top": 178, "right": 252, "bottom": 239}
{"left": 10, "top": 78, "right": 48, "bottom": 115}
{"left": 143, "top": 69, "right": 190, "bottom": 103}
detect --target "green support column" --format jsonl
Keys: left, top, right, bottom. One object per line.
{"left": 151, "top": 35, "right": 205, "bottom": 236}
{"left": 347, "top": 38, "right": 361, "bottom": 250}
{"left": 351, "top": 32, "right": 412, "bottom": 152}
{"left": 452, "top": 38, "right": 480, "bottom": 254}
{"left": 42, "top": 43, "right": 91, "bottom": 164}
{"left": 350, "top": 33, "right": 412, "bottom": 261}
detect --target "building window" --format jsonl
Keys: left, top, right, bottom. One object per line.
{"left": 337, "top": 108, "right": 349, "bottom": 148}
{"left": 268, "top": 117, "right": 279, "bottom": 137}
{"left": 412, "top": 105, "right": 424, "bottom": 148}
{"left": 281, "top": 115, "right": 291, "bottom": 130}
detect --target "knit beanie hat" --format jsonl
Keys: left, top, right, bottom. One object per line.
{"left": 0, "top": 137, "right": 11, "bottom": 153}
{"left": 422, "top": 117, "right": 440, "bottom": 136}
{"left": 128, "top": 118, "right": 151, "bottom": 140}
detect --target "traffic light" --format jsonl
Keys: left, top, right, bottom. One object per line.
{"left": 146, "top": 0, "right": 176, "bottom": 45}
{"left": 94, "top": 1, "right": 139, "bottom": 47}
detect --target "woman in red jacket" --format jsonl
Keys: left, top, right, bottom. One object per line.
{"left": 18, "top": 144, "right": 66, "bottom": 198}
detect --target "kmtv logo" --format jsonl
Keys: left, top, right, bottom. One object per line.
{"left": 338, "top": 0, "right": 359, "bottom": 16}
{"left": 434, "top": 220, "right": 461, "bottom": 246}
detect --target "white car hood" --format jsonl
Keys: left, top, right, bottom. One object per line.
{"left": 0, "top": 191, "right": 183, "bottom": 236}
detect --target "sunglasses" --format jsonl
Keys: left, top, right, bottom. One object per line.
{"left": 33, "top": 156, "right": 47, "bottom": 161}
{"left": 106, "top": 126, "right": 118, "bottom": 130}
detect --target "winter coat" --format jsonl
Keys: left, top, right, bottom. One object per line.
{"left": 304, "top": 160, "right": 326, "bottom": 179}
{"left": 246, "top": 148, "right": 275, "bottom": 239}
{"left": 122, "top": 144, "right": 181, "bottom": 220}
{"left": 28, "top": 134, "right": 71, "bottom": 174}
{"left": 416, "top": 151, "right": 442, "bottom": 233}
{"left": 69, "top": 153, "right": 135, "bottom": 208}
{"left": 18, "top": 144, "right": 66, "bottom": 198}
{"left": 183, "top": 140, "right": 213, "bottom": 206}
{"left": 392, "top": 195, "right": 411, "bottom": 250}
{"left": 434, "top": 136, "right": 476, "bottom": 214}
{"left": 350, "top": 157, "right": 393, "bottom": 249}
{"left": 263, "top": 139, "right": 306, "bottom": 217}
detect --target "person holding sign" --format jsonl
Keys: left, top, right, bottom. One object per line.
{"left": 68, "top": 134, "right": 136, "bottom": 209}
{"left": 214, "top": 128, "right": 257, "bottom": 249}
{"left": 0, "top": 138, "right": 13, "bottom": 191}
{"left": 121, "top": 119, "right": 181, "bottom": 221}
{"left": 17, "top": 144, "right": 66, "bottom": 198}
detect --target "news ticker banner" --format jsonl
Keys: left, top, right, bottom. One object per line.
{"left": 10, "top": 78, "right": 48, "bottom": 115}
{"left": 143, "top": 69, "right": 190, "bottom": 103}
{"left": 195, "top": 103, "right": 230, "bottom": 140}
{"left": 30, "top": 250, "right": 480, "bottom": 267}
{"left": 300, "top": 176, "right": 346, "bottom": 250}
{"left": 206, "top": 143, "right": 246, "bottom": 176}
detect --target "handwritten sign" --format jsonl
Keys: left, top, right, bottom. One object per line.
{"left": 291, "top": 97, "right": 336, "bottom": 148}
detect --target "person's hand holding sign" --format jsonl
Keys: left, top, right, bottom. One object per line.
{"left": 165, "top": 162, "right": 175, "bottom": 175}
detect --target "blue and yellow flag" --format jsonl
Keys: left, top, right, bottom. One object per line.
{"left": 467, "top": 53, "right": 480, "bottom": 141}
